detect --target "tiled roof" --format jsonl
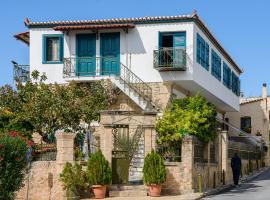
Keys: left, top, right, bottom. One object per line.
{"left": 19, "top": 12, "right": 243, "bottom": 73}
{"left": 53, "top": 23, "right": 135, "bottom": 31}
{"left": 240, "top": 97, "right": 263, "bottom": 105}
{"left": 14, "top": 31, "right": 29, "bottom": 45}
{"left": 25, "top": 14, "right": 193, "bottom": 26}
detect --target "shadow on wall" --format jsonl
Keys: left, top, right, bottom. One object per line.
{"left": 162, "top": 165, "right": 181, "bottom": 195}
{"left": 121, "top": 28, "right": 146, "bottom": 55}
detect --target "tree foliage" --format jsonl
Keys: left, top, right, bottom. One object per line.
{"left": 143, "top": 150, "right": 166, "bottom": 185}
{"left": 0, "top": 71, "right": 115, "bottom": 139}
{"left": 156, "top": 94, "right": 217, "bottom": 143}
{"left": 0, "top": 133, "right": 28, "bottom": 200}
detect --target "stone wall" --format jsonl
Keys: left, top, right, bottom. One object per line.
{"left": 16, "top": 161, "right": 64, "bottom": 200}
{"left": 163, "top": 163, "right": 182, "bottom": 195}
{"left": 16, "top": 132, "right": 76, "bottom": 200}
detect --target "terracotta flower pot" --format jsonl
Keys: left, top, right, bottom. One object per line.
{"left": 148, "top": 184, "right": 162, "bottom": 197}
{"left": 92, "top": 185, "right": 106, "bottom": 199}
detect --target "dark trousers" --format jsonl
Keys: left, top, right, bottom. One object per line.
{"left": 232, "top": 169, "right": 240, "bottom": 185}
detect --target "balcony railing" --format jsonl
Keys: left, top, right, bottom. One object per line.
{"left": 12, "top": 61, "right": 30, "bottom": 83}
{"left": 153, "top": 48, "right": 186, "bottom": 71}
{"left": 63, "top": 57, "right": 152, "bottom": 102}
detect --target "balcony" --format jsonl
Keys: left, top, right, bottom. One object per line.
{"left": 12, "top": 61, "right": 30, "bottom": 83}
{"left": 153, "top": 48, "right": 186, "bottom": 71}
{"left": 63, "top": 57, "right": 120, "bottom": 78}
{"left": 63, "top": 57, "right": 153, "bottom": 103}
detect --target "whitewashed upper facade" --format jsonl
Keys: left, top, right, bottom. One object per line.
{"left": 15, "top": 13, "right": 242, "bottom": 112}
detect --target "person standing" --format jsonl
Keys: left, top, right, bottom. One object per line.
{"left": 231, "top": 153, "right": 242, "bottom": 186}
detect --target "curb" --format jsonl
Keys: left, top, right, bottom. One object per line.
{"left": 197, "top": 167, "right": 269, "bottom": 199}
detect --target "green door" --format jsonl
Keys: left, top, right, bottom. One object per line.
{"left": 76, "top": 34, "right": 96, "bottom": 76}
{"left": 173, "top": 32, "right": 186, "bottom": 68}
{"left": 100, "top": 33, "right": 120, "bottom": 76}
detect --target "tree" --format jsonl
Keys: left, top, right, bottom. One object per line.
{"left": 0, "top": 133, "right": 28, "bottom": 200}
{"left": 156, "top": 94, "right": 217, "bottom": 143}
{"left": 0, "top": 71, "right": 116, "bottom": 140}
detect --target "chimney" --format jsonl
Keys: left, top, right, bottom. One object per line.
{"left": 262, "top": 83, "right": 267, "bottom": 99}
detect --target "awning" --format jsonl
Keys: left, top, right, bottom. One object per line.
{"left": 53, "top": 23, "right": 135, "bottom": 31}
{"left": 14, "top": 31, "right": 29, "bottom": 45}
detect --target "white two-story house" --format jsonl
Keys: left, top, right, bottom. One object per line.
{"left": 14, "top": 12, "right": 242, "bottom": 186}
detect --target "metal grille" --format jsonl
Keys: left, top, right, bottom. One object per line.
{"left": 32, "top": 143, "right": 57, "bottom": 161}
{"left": 157, "top": 142, "right": 181, "bottom": 162}
{"left": 12, "top": 61, "right": 30, "bottom": 83}
{"left": 63, "top": 57, "right": 152, "bottom": 102}
{"left": 153, "top": 48, "right": 187, "bottom": 71}
{"left": 194, "top": 140, "right": 206, "bottom": 163}
{"left": 210, "top": 143, "right": 216, "bottom": 163}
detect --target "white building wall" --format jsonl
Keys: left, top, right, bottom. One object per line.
{"left": 192, "top": 24, "right": 240, "bottom": 111}
{"left": 29, "top": 21, "right": 240, "bottom": 111}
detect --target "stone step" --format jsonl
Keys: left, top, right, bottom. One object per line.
{"left": 110, "top": 184, "right": 147, "bottom": 191}
{"left": 109, "top": 190, "right": 147, "bottom": 197}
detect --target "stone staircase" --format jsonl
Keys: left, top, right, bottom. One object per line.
{"left": 109, "top": 185, "right": 148, "bottom": 197}
{"left": 129, "top": 134, "right": 145, "bottom": 183}
{"left": 111, "top": 63, "right": 157, "bottom": 111}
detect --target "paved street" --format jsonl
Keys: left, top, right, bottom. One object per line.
{"left": 203, "top": 169, "right": 270, "bottom": 200}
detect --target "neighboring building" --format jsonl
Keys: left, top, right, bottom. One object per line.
{"left": 14, "top": 12, "right": 253, "bottom": 194}
{"left": 226, "top": 83, "right": 270, "bottom": 164}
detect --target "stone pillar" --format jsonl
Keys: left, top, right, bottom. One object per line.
{"left": 221, "top": 130, "right": 228, "bottom": 184}
{"left": 180, "top": 135, "right": 194, "bottom": 193}
{"left": 100, "top": 127, "right": 113, "bottom": 165}
{"left": 144, "top": 128, "right": 153, "bottom": 156}
{"left": 55, "top": 131, "right": 76, "bottom": 167}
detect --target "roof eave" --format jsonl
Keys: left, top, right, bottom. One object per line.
{"left": 192, "top": 14, "right": 243, "bottom": 74}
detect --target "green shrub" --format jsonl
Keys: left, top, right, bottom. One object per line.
{"left": 143, "top": 150, "right": 166, "bottom": 185}
{"left": 156, "top": 94, "right": 217, "bottom": 143}
{"left": 60, "top": 162, "right": 86, "bottom": 198}
{"left": 86, "top": 150, "right": 112, "bottom": 186}
{"left": 0, "top": 134, "right": 28, "bottom": 200}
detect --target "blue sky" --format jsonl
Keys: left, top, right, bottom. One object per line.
{"left": 0, "top": 0, "right": 269, "bottom": 97}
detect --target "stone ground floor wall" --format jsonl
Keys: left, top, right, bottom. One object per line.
{"left": 193, "top": 163, "right": 221, "bottom": 192}
{"left": 16, "top": 161, "right": 64, "bottom": 200}
{"left": 163, "top": 163, "right": 182, "bottom": 195}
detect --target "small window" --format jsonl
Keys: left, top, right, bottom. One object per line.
{"left": 43, "top": 35, "right": 63, "bottom": 63}
{"left": 232, "top": 72, "right": 240, "bottom": 96}
{"left": 241, "top": 116, "right": 251, "bottom": 133}
{"left": 211, "top": 49, "right": 221, "bottom": 81}
{"left": 196, "top": 33, "right": 209, "bottom": 70}
{"left": 223, "top": 62, "right": 232, "bottom": 88}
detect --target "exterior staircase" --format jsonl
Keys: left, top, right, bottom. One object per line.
{"left": 111, "top": 63, "right": 157, "bottom": 111}
{"left": 129, "top": 127, "right": 145, "bottom": 184}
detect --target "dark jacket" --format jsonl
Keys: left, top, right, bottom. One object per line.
{"left": 231, "top": 155, "right": 242, "bottom": 171}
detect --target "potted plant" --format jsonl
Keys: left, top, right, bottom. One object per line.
{"left": 60, "top": 162, "right": 86, "bottom": 200}
{"left": 86, "top": 150, "right": 112, "bottom": 199}
{"left": 143, "top": 150, "right": 166, "bottom": 197}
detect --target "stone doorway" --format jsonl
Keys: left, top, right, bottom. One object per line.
{"left": 111, "top": 124, "right": 145, "bottom": 185}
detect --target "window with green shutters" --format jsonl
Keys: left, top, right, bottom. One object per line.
{"left": 196, "top": 33, "right": 209, "bottom": 70}
{"left": 211, "top": 50, "right": 221, "bottom": 81}
{"left": 223, "top": 62, "right": 231, "bottom": 89}
{"left": 232, "top": 72, "right": 240, "bottom": 96}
